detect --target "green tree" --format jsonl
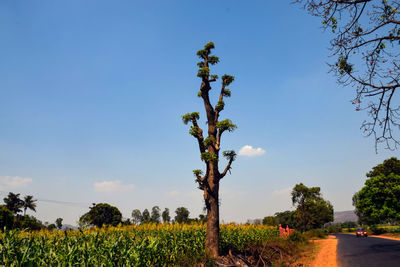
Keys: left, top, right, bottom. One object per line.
{"left": 0, "top": 205, "right": 14, "bottom": 229}
{"left": 161, "top": 208, "right": 170, "bottom": 223}
{"left": 274, "top": 211, "right": 295, "bottom": 228}
{"left": 55, "top": 218, "right": 63, "bottom": 230}
{"left": 131, "top": 209, "right": 142, "bottom": 225}
{"left": 141, "top": 209, "right": 150, "bottom": 224}
{"left": 47, "top": 223, "right": 56, "bottom": 230}
{"left": 262, "top": 216, "right": 278, "bottom": 226}
{"left": 3, "top": 192, "right": 24, "bottom": 215}
{"left": 182, "top": 42, "right": 237, "bottom": 257}
{"left": 353, "top": 157, "right": 400, "bottom": 224}
{"left": 296, "top": 0, "right": 400, "bottom": 150}
{"left": 292, "top": 183, "right": 334, "bottom": 232}
{"left": 14, "top": 215, "right": 44, "bottom": 230}
{"left": 174, "top": 207, "right": 190, "bottom": 223}
{"left": 22, "top": 195, "right": 37, "bottom": 216}
{"left": 79, "top": 203, "right": 122, "bottom": 227}
{"left": 150, "top": 206, "right": 161, "bottom": 223}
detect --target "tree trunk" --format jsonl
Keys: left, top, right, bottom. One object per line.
{"left": 205, "top": 187, "right": 219, "bottom": 258}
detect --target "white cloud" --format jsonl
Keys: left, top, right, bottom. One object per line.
{"left": 272, "top": 187, "right": 292, "bottom": 197}
{"left": 93, "top": 180, "right": 134, "bottom": 193}
{"left": 0, "top": 176, "right": 33, "bottom": 188}
{"left": 166, "top": 190, "right": 180, "bottom": 198}
{"left": 238, "top": 145, "right": 266, "bottom": 157}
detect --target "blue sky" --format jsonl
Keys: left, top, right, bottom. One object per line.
{"left": 0, "top": 0, "right": 397, "bottom": 225}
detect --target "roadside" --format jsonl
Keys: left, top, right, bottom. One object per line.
{"left": 310, "top": 235, "right": 338, "bottom": 267}
{"left": 343, "top": 232, "right": 400, "bottom": 241}
{"left": 368, "top": 233, "right": 400, "bottom": 241}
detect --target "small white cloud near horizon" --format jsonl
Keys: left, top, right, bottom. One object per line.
{"left": 0, "top": 176, "right": 33, "bottom": 189}
{"left": 166, "top": 190, "right": 180, "bottom": 198}
{"left": 238, "top": 145, "right": 266, "bottom": 157}
{"left": 272, "top": 187, "right": 292, "bottom": 197}
{"left": 94, "top": 180, "right": 134, "bottom": 193}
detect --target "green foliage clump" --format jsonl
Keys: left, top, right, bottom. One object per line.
{"left": 203, "top": 137, "right": 215, "bottom": 147}
{"left": 216, "top": 119, "right": 237, "bottom": 132}
{"left": 223, "top": 89, "right": 231, "bottom": 97}
{"left": 182, "top": 112, "right": 200, "bottom": 125}
{"left": 204, "top": 42, "right": 215, "bottom": 50}
{"left": 222, "top": 150, "right": 237, "bottom": 161}
{"left": 221, "top": 75, "right": 234, "bottom": 86}
{"left": 189, "top": 126, "right": 201, "bottom": 137}
{"left": 208, "top": 56, "right": 219, "bottom": 65}
{"left": 200, "top": 152, "right": 218, "bottom": 163}
{"left": 215, "top": 100, "right": 225, "bottom": 112}
{"left": 192, "top": 169, "right": 203, "bottom": 177}
{"left": 197, "top": 67, "right": 210, "bottom": 78}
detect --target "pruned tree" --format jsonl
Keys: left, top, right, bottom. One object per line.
{"left": 182, "top": 42, "right": 237, "bottom": 258}
{"left": 296, "top": 0, "right": 400, "bottom": 150}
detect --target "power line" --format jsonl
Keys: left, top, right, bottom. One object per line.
{"left": 0, "top": 190, "right": 90, "bottom": 208}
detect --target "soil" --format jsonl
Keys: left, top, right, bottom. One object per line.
{"left": 310, "top": 235, "right": 338, "bottom": 267}
{"left": 370, "top": 233, "right": 400, "bottom": 241}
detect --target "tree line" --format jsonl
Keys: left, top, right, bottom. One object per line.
{"left": 0, "top": 192, "right": 63, "bottom": 230}
{"left": 78, "top": 204, "right": 207, "bottom": 228}
{"left": 262, "top": 183, "right": 334, "bottom": 232}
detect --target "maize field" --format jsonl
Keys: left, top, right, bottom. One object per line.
{"left": 0, "top": 223, "right": 279, "bottom": 266}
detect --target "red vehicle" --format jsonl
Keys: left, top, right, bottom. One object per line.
{"left": 356, "top": 228, "right": 368, "bottom": 237}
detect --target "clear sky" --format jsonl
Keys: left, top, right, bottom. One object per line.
{"left": 0, "top": 0, "right": 397, "bottom": 225}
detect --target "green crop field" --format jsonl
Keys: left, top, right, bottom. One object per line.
{"left": 0, "top": 223, "right": 279, "bottom": 266}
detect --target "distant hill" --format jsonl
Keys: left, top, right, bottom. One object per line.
{"left": 62, "top": 224, "right": 78, "bottom": 230}
{"left": 334, "top": 210, "right": 358, "bottom": 223}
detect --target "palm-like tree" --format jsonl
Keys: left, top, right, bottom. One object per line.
{"left": 3, "top": 192, "right": 24, "bottom": 214}
{"left": 23, "top": 195, "right": 37, "bottom": 216}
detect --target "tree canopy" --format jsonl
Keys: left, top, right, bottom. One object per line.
{"left": 3, "top": 193, "right": 24, "bottom": 215}
{"left": 174, "top": 207, "right": 190, "bottom": 223}
{"left": 162, "top": 208, "right": 170, "bottom": 223}
{"left": 292, "top": 183, "right": 334, "bottom": 232}
{"left": 296, "top": 0, "right": 400, "bottom": 150}
{"left": 79, "top": 203, "right": 122, "bottom": 227}
{"left": 353, "top": 157, "right": 400, "bottom": 224}
{"left": 150, "top": 206, "right": 161, "bottom": 223}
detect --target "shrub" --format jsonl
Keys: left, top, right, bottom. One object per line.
{"left": 304, "top": 229, "right": 326, "bottom": 239}
{"left": 288, "top": 231, "right": 306, "bottom": 243}
{"left": 0, "top": 206, "right": 14, "bottom": 230}
{"left": 370, "top": 225, "right": 386, "bottom": 235}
